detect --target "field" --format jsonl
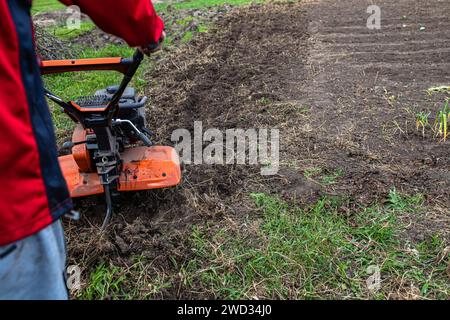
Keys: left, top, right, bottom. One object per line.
{"left": 34, "top": 0, "right": 449, "bottom": 299}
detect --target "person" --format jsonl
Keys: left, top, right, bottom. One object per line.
{"left": 0, "top": 0, "right": 164, "bottom": 300}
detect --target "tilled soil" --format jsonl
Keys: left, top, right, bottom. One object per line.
{"left": 66, "top": 0, "right": 450, "bottom": 298}
{"left": 298, "top": 0, "right": 450, "bottom": 240}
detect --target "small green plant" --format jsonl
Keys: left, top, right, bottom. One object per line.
{"left": 258, "top": 97, "right": 272, "bottom": 105}
{"left": 295, "top": 105, "right": 309, "bottom": 114}
{"left": 197, "top": 24, "right": 209, "bottom": 33}
{"left": 434, "top": 99, "right": 449, "bottom": 142}
{"left": 181, "top": 31, "right": 194, "bottom": 43}
{"left": 176, "top": 16, "right": 194, "bottom": 27}
{"left": 304, "top": 167, "right": 322, "bottom": 178}
{"left": 415, "top": 111, "right": 430, "bottom": 137}
{"left": 80, "top": 264, "right": 126, "bottom": 300}
{"left": 321, "top": 169, "right": 343, "bottom": 185}
{"left": 387, "top": 188, "right": 423, "bottom": 211}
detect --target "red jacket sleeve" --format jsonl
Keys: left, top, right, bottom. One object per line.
{"left": 59, "top": 0, "right": 164, "bottom": 47}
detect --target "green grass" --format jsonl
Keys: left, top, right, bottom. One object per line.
{"left": 304, "top": 167, "right": 322, "bottom": 178}
{"left": 154, "top": 0, "right": 264, "bottom": 11}
{"left": 79, "top": 263, "right": 127, "bottom": 300}
{"left": 181, "top": 31, "right": 194, "bottom": 43}
{"left": 174, "top": 191, "right": 448, "bottom": 299}
{"left": 176, "top": 16, "right": 195, "bottom": 27}
{"left": 321, "top": 169, "right": 343, "bottom": 185}
{"left": 178, "top": 23, "right": 210, "bottom": 43}
{"left": 33, "top": 0, "right": 263, "bottom": 14}
{"left": 48, "top": 21, "right": 95, "bottom": 40}
{"left": 77, "top": 190, "right": 448, "bottom": 299}
{"left": 303, "top": 167, "right": 343, "bottom": 185}
{"left": 32, "top": 0, "right": 64, "bottom": 13}
{"left": 258, "top": 97, "right": 272, "bottom": 105}
{"left": 198, "top": 24, "right": 209, "bottom": 33}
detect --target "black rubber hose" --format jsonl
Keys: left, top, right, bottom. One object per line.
{"left": 101, "top": 185, "right": 113, "bottom": 230}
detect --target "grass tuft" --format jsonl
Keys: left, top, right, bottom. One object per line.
{"left": 79, "top": 264, "right": 126, "bottom": 300}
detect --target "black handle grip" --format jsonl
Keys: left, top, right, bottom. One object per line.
{"left": 138, "top": 132, "right": 152, "bottom": 147}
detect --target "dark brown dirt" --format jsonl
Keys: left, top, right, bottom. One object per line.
{"left": 66, "top": 0, "right": 450, "bottom": 298}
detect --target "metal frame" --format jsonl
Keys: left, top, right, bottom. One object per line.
{"left": 41, "top": 50, "right": 145, "bottom": 229}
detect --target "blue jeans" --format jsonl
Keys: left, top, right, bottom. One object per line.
{"left": 0, "top": 220, "right": 68, "bottom": 300}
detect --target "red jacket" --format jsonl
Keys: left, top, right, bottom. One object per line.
{"left": 0, "top": 0, "right": 164, "bottom": 246}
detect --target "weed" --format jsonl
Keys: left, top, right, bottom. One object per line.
{"left": 198, "top": 24, "right": 209, "bottom": 33}
{"left": 415, "top": 111, "right": 430, "bottom": 137}
{"left": 321, "top": 169, "right": 343, "bottom": 185}
{"left": 176, "top": 16, "right": 194, "bottom": 27}
{"left": 258, "top": 97, "right": 272, "bottom": 105}
{"left": 304, "top": 167, "right": 322, "bottom": 178}
{"left": 434, "top": 99, "right": 449, "bottom": 142}
{"left": 295, "top": 105, "right": 310, "bottom": 114}
{"left": 181, "top": 31, "right": 194, "bottom": 43}
{"left": 387, "top": 188, "right": 423, "bottom": 212}
{"left": 303, "top": 167, "right": 343, "bottom": 185}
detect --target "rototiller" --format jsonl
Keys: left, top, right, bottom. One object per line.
{"left": 41, "top": 50, "right": 181, "bottom": 229}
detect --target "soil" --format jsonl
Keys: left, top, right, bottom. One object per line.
{"left": 64, "top": 0, "right": 450, "bottom": 298}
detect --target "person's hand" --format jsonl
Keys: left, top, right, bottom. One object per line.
{"left": 140, "top": 31, "right": 166, "bottom": 55}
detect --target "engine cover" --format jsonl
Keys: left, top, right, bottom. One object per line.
{"left": 59, "top": 146, "right": 181, "bottom": 197}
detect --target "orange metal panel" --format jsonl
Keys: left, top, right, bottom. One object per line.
{"left": 72, "top": 125, "right": 94, "bottom": 172}
{"left": 42, "top": 57, "right": 122, "bottom": 68}
{"left": 40, "top": 58, "right": 128, "bottom": 75}
{"left": 69, "top": 100, "right": 108, "bottom": 112}
{"left": 119, "top": 146, "right": 181, "bottom": 192}
{"left": 58, "top": 146, "right": 181, "bottom": 198}
{"left": 59, "top": 155, "right": 104, "bottom": 198}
